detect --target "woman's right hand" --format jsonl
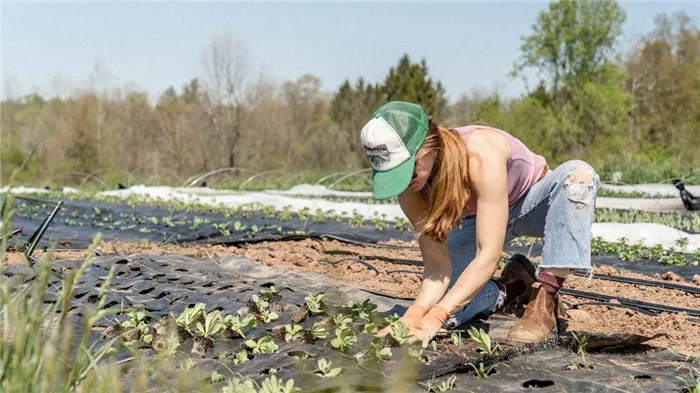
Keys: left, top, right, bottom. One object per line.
{"left": 376, "top": 304, "right": 426, "bottom": 337}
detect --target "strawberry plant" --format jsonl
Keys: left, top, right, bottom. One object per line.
{"left": 310, "top": 322, "right": 329, "bottom": 340}
{"left": 304, "top": 292, "right": 325, "bottom": 315}
{"left": 284, "top": 324, "right": 305, "bottom": 342}
{"left": 330, "top": 326, "right": 357, "bottom": 353}
{"left": 225, "top": 314, "right": 256, "bottom": 338}
{"left": 244, "top": 336, "right": 279, "bottom": 354}
{"left": 315, "top": 358, "right": 342, "bottom": 378}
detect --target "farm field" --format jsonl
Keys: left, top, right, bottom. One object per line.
{"left": 2, "top": 183, "right": 699, "bottom": 392}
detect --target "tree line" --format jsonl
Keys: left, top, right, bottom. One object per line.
{"left": 2, "top": 1, "right": 699, "bottom": 186}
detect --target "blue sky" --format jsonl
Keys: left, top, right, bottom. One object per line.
{"left": 2, "top": 1, "right": 698, "bottom": 102}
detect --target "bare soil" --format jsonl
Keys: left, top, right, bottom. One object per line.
{"left": 5, "top": 238, "right": 699, "bottom": 356}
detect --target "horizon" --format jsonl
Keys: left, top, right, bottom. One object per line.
{"left": 2, "top": 1, "right": 699, "bottom": 103}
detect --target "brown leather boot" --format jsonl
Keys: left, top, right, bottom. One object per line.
{"left": 494, "top": 254, "right": 537, "bottom": 307}
{"left": 506, "top": 283, "right": 557, "bottom": 344}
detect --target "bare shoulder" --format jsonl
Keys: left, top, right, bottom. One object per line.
{"left": 465, "top": 127, "right": 511, "bottom": 162}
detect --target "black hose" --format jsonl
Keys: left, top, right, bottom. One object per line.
{"left": 563, "top": 301, "right": 658, "bottom": 317}
{"left": 318, "top": 257, "right": 380, "bottom": 274}
{"left": 570, "top": 271, "right": 700, "bottom": 295}
{"left": 559, "top": 288, "right": 700, "bottom": 317}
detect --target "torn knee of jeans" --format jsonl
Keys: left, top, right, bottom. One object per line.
{"left": 564, "top": 166, "right": 595, "bottom": 209}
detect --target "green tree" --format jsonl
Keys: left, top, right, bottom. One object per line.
{"left": 382, "top": 54, "right": 448, "bottom": 119}
{"left": 512, "top": 0, "right": 626, "bottom": 108}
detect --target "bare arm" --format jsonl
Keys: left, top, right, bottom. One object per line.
{"left": 434, "top": 132, "right": 510, "bottom": 313}
{"left": 397, "top": 190, "right": 452, "bottom": 311}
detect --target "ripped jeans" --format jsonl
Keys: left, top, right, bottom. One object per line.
{"left": 444, "top": 160, "right": 599, "bottom": 328}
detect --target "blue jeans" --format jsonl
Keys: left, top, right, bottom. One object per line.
{"left": 444, "top": 160, "right": 599, "bottom": 329}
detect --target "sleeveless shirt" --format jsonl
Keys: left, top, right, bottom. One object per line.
{"left": 449, "top": 125, "right": 547, "bottom": 215}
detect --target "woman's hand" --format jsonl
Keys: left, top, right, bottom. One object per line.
{"left": 407, "top": 305, "right": 452, "bottom": 348}
{"left": 376, "top": 304, "right": 425, "bottom": 337}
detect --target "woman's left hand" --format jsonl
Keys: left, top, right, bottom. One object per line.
{"left": 407, "top": 305, "right": 452, "bottom": 348}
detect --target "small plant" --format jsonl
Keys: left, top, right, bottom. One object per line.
{"left": 567, "top": 333, "right": 595, "bottom": 371}
{"left": 260, "top": 310, "right": 279, "bottom": 323}
{"left": 120, "top": 309, "right": 151, "bottom": 343}
{"left": 422, "top": 375, "right": 456, "bottom": 392}
{"left": 297, "top": 207, "right": 310, "bottom": 221}
{"left": 284, "top": 324, "right": 305, "bottom": 342}
{"left": 279, "top": 206, "right": 293, "bottom": 221}
{"left": 349, "top": 211, "right": 364, "bottom": 228}
{"left": 450, "top": 332, "right": 463, "bottom": 346}
{"left": 391, "top": 320, "right": 413, "bottom": 344}
{"left": 371, "top": 214, "right": 386, "bottom": 231}
{"left": 312, "top": 208, "right": 325, "bottom": 223}
{"left": 251, "top": 295, "right": 270, "bottom": 313}
{"left": 331, "top": 313, "right": 353, "bottom": 328}
{"left": 330, "top": 326, "right": 357, "bottom": 353}
{"left": 469, "top": 362, "right": 496, "bottom": 378}
{"left": 305, "top": 292, "right": 325, "bottom": 315}
{"left": 225, "top": 314, "right": 257, "bottom": 338}
{"left": 193, "top": 310, "right": 225, "bottom": 355}
{"left": 468, "top": 327, "right": 499, "bottom": 354}
{"left": 232, "top": 349, "right": 250, "bottom": 365}
{"left": 258, "top": 375, "right": 301, "bottom": 393}
{"left": 369, "top": 342, "right": 392, "bottom": 363}
{"left": 176, "top": 303, "right": 205, "bottom": 332}
{"left": 310, "top": 322, "right": 329, "bottom": 340}
{"left": 315, "top": 358, "right": 342, "bottom": 378}
{"left": 408, "top": 345, "right": 424, "bottom": 362}
{"left": 221, "top": 378, "right": 256, "bottom": 393}
{"left": 261, "top": 286, "right": 282, "bottom": 298}
{"left": 244, "top": 336, "right": 279, "bottom": 354}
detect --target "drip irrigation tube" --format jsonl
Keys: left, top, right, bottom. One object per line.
{"left": 26, "top": 201, "right": 63, "bottom": 260}
{"left": 570, "top": 270, "right": 700, "bottom": 295}
{"left": 318, "top": 257, "right": 380, "bottom": 274}
{"left": 559, "top": 288, "right": 700, "bottom": 317}
{"left": 563, "top": 301, "right": 658, "bottom": 317}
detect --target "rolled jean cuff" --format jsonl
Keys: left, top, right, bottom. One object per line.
{"left": 444, "top": 280, "right": 505, "bottom": 329}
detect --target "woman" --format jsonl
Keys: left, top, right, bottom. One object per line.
{"left": 362, "top": 101, "right": 598, "bottom": 347}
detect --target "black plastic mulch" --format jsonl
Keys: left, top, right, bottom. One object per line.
{"left": 3, "top": 253, "right": 697, "bottom": 392}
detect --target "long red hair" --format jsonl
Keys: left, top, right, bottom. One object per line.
{"left": 417, "top": 119, "right": 470, "bottom": 243}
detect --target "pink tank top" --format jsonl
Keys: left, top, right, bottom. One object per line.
{"left": 452, "top": 125, "right": 547, "bottom": 215}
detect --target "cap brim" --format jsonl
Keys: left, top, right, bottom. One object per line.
{"left": 371, "top": 156, "right": 415, "bottom": 200}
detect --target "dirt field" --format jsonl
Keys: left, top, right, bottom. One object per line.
{"left": 6, "top": 238, "right": 700, "bottom": 356}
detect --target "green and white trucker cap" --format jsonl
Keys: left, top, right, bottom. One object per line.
{"left": 361, "top": 101, "right": 429, "bottom": 200}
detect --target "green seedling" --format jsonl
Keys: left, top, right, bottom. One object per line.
{"left": 310, "top": 322, "right": 329, "bottom": 340}
{"left": 221, "top": 378, "right": 257, "bottom": 393}
{"left": 225, "top": 314, "right": 257, "bottom": 338}
{"left": 315, "top": 358, "right": 342, "bottom": 378}
{"left": 312, "top": 208, "right": 325, "bottom": 223}
{"left": 261, "top": 286, "right": 282, "bottom": 297}
{"left": 391, "top": 320, "right": 413, "bottom": 344}
{"left": 251, "top": 295, "right": 269, "bottom": 313}
{"left": 469, "top": 362, "right": 496, "bottom": 378}
{"left": 384, "top": 313, "right": 401, "bottom": 324}
{"left": 195, "top": 310, "right": 225, "bottom": 339}
{"left": 121, "top": 309, "right": 151, "bottom": 343}
{"left": 259, "top": 375, "right": 301, "bottom": 393}
{"left": 210, "top": 371, "right": 225, "bottom": 383}
{"left": 190, "top": 216, "right": 204, "bottom": 230}
{"left": 304, "top": 292, "right": 325, "bottom": 314}
{"left": 232, "top": 349, "right": 250, "bottom": 365}
{"left": 331, "top": 313, "right": 353, "bottom": 328}
{"left": 567, "top": 333, "right": 595, "bottom": 371}
{"left": 244, "top": 336, "right": 279, "bottom": 354}
{"left": 369, "top": 342, "right": 392, "bottom": 363}
{"left": 363, "top": 323, "right": 379, "bottom": 335}
{"left": 330, "top": 326, "right": 357, "bottom": 353}
{"left": 371, "top": 214, "right": 386, "bottom": 231}
{"left": 408, "top": 345, "right": 424, "bottom": 362}
{"left": 450, "top": 332, "right": 463, "bottom": 346}
{"left": 176, "top": 303, "right": 205, "bottom": 332}
{"left": 284, "top": 324, "right": 305, "bottom": 342}
{"left": 422, "top": 375, "right": 456, "bottom": 392}
{"left": 349, "top": 212, "right": 364, "bottom": 228}
{"left": 260, "top": 311, "right": 279, "bottom": 323}
{"left": 468, "top": 327, "right": 499, "bottom": 354}
{"left": 279, "top": 206, "right": 293, "bottom": 221}
{"left": 346, "top": 299, "right": 379, "bottom": 322}
{"left": 297, "top": 207, "right": 310, "bottom": 221}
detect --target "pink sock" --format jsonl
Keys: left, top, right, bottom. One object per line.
{"left": 537, "top": 272, "right": 566, "bottom": 294}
